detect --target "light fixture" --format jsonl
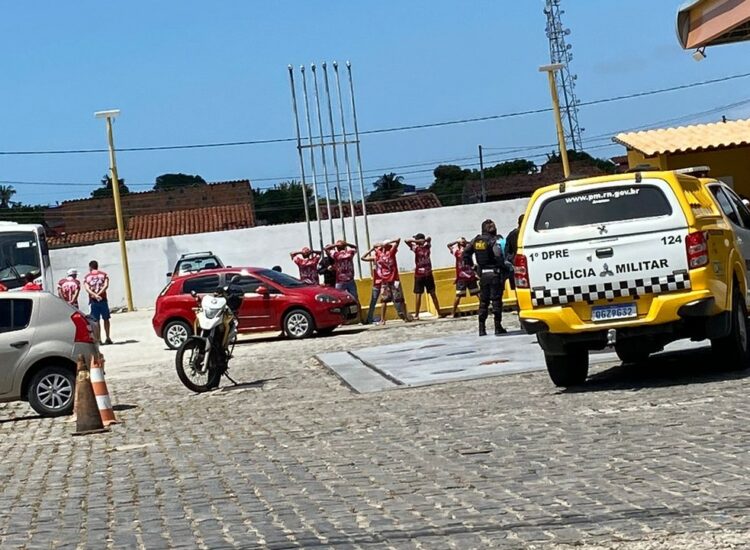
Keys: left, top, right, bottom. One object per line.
{"left": 692, "top": 47, "right": 707, "bottom": 62}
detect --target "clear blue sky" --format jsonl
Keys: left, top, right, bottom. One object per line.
{"left": 2, "top": 1, "right": 749, "bottom": 206}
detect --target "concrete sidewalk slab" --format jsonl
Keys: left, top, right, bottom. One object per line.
{"left": 317, "top": 330, "right": 711, "bottom": 393}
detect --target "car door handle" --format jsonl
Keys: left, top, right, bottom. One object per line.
{"left": 10, "top": 341, "right": 28, "bottom": 349}
{"left": 596, "top": 248, "right": 613, "bottom": 259}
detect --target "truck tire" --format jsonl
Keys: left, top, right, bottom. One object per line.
{"left": 711, "top": 287, "right": 750, "bottom": 370}
{"left": 544, "top": 349, "right": 589, "bottom": 387}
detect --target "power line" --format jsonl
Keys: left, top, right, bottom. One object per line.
{"left": 0, "top": 71, "right": 748, "bottom": 157}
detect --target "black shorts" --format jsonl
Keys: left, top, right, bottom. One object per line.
{"left": 414, "top": 274, "right": 436, "bottom": 294}
{"left": 455, "top": 278, "right": 479, "bottom": 296}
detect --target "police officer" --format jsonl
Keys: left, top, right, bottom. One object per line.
{"left": 464, "top": 219, "right": 508, "bottom": 336}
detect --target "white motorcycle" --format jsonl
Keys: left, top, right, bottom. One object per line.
{"left": 175, "top": 277, "right": 243, "bottom": 392}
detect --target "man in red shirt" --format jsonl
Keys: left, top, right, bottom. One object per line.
{"left": 375, "top": 239, "right": 409, "bottom": 325}
{"left": 325, "top": 240, "right": 359, "bottom": 301}
{"left": 84, "top": 260, "right": 112, "bottom": 344}
{"left": 290, "top": 247, "right": 321, "bottom": 285}
{"left": 57, "top": 268, "right": 81, "bottom": 308}
{"left": 21, "top": 273, "right": 43, "bottom": 291}
{"left": 406, "top": 233, "right": 442, "bottom": 320}
{"left": 448, "top": 238, "right": 479, "bottom": 317}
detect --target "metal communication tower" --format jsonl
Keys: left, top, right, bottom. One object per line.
{"left": 544, "top": 0, "right": 583, "bottom": 152}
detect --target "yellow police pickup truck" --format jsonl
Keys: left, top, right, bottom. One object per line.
{"left": 514, "top": 169, "right": 750, "bottom": 387}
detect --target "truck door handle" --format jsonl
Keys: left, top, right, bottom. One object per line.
{"left": 596, "top": 248, "right": 613, "bottom": 259}
{"left": 10, "top": 341, "right": 28, "bottom": 349}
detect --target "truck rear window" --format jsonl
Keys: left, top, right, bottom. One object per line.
{"left": 534, "top": 185, "right": 672, "bottom": 230}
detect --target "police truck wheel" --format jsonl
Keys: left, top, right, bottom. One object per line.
{"left": 711, "top": 287, "right": 750, "bottom": 370}
{"left": 544, "top": 349, "right": 589, "bottom": 387}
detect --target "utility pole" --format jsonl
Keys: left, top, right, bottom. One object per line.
{"left": 539, "top": 64, "right": 571, "bottom": 179}
{"left": 478, "top": 145, "right": 486, "bottom": 203}
{"left": 94, "top": 109, "right": 135, "bottom": 312}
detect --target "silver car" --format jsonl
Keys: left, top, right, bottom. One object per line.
{"left": 0, "top": 292, "right": 98, "bottom": 416}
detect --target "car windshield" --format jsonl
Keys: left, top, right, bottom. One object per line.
{"left": 534, "top": 184, "right": 672, "bottom": 231}
{"left": 256, "top": 269, "right": 308, "bottom": 288}
{"left": 176, "top": 256, "right": 222, "bottom": 275}
{"left": 0, "top": 232, "right": 42, "bottom": 290}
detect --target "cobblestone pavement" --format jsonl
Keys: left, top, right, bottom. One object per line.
{"left": 1, "top": 311, "right": 749, "bottom": 549}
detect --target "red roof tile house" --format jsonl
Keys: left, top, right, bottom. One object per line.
{"left": 320, "top": 192, "right": 442, "bottom": 219}
{"left": 46, "top": 180, "right": 255, "bottom": 248}
{"left": 462, "top": 160, "right": 609, "bottom": 203}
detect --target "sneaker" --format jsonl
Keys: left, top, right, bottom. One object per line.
{"left": 104, "top": 338, "right": 113, "bottom": 345}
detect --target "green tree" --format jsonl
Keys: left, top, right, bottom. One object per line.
{"left": 0, "top": 185, "right": 16, "bottom": 209}
{"left": 91, "top": 175, "right": 130, "bottom": 199}
{"left": 429, "top": 165, "right": 471, "bottom": 206}
{"left": 0, "top": 203, "right": 45, "bottom": 224}
{"left": 154, "top": 173, "right": 207, "bottom": 191}
{"left": 253, "top": 180, "right": 313, "bottom": 225}
{"left": 547, "top": 150, "right": 617, "bottom": 174}
{"left": 367, "top": 172, "right": 406, "bottom": 202}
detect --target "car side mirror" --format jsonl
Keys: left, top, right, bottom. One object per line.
{"left": 190, "top": 290, "right": 198, "bottom": 298}
{"left": 256, "top": 285, "right": 269, "bottom": 295}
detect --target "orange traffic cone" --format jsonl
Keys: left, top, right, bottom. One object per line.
{"left": 73, "top": 355, "right": 108, "bottom": 436}
{"left": 90, "top": 355, "right": 118, "bottom": 426}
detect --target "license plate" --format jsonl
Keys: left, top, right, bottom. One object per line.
{"left": 591, "top": 303, "right": 637, "bottom": 322}
{"left": 347, "top": 305, "right": 359, "bottom": 314}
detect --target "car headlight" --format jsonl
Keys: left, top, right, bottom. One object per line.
{"left": 316, "top": 294, "right": 340, "bottom": 303}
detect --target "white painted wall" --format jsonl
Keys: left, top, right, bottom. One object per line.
{"left": 50, "top": 198, "right": 528, "bottom": 309}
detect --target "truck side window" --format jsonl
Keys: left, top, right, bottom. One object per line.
{"left": 724, "top": 187, "right": 750, "bottom": 229}
{"left": 709, "top": 186, "right": 741, "bottom": 226}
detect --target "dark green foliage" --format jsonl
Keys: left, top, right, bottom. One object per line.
{"left": 0, "top": 203, "right": 45, "bottom": 224}
{"left": 252, "top": 180, "right": 313, "bottom": 225}
{"left": 367, "top": 173, "right": 406, "bottom": 202}
{"left": 0, "top": 185, "right": 16, "bottom": 209}
{"left": 91, "top": 175, "right": 129, "bottom": 199}
{"left": 154, "top": 173, "right": 207, "bottom": 191}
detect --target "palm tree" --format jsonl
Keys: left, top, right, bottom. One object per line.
{"left": 368, "top": 172, "right": 405, "bottom": 202}
{"left": 0, "top": 185, "right": 16, "bottom": 209}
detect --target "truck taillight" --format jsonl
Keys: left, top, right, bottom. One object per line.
{"left": 514, "top": 254, "right": 529, "bottom": 289}
{"left": 71, "top": 312, "right": 94, "bottom": 344}
{"left": 686, "top": 231, "right": 709, "bottom": 269}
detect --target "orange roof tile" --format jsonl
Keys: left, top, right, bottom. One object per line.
{"left": 613, "top": 118, "right": 750, "bottom": 156}
{"left": 321, "top": 193, "right": 442, "bottom": 219}
{"left": 47, "top": 229, "right": 122, "bottom": 248}
{"left": 129, "top": 204, "right": 255, "bottom": 240}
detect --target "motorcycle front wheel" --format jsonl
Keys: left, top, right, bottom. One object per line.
{"left": 175, "top": 337, "right": 222, "bottom": 393}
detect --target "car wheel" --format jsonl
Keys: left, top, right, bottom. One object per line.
{"left": 317, "top": 326, "right": 336, "bottom": 336}
{"left": 615, "top": 345, "right": 650, "bottom": 364}
{"left": 711, "top": 286, "right": 750, "bottom": 370}
{"left": 284, "top": 309, "right": 314, "bottom": 339}
{"left": 27, "top": 366, "right": 75, "bottom": 417}
{"left": 544, "top": 349, "right": 589, "bottom": 387}
{"left": 164, "top": 320, "right": 192, "bottom": 350}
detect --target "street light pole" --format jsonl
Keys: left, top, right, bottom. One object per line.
{"left": 95, "top": 109, "right": 135, "bottom": 312}
{"left": 539, "top": 63, "right": 571, "bottom": 179}
{"left": 478, "top": 144, "right": 486, "bottom": 202}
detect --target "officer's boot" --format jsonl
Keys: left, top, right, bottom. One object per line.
{"left": 479, "top": 322, "right": 487, "bottom": 337}
{"left": 494, "top": 314, "right": 507, "bottom": 335}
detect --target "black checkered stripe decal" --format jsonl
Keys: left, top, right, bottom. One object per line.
{"left": 531, "top": 270, "right": 691, "bottom": 307}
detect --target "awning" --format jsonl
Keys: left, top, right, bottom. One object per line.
{"left": 613, "top": 118, "right": 750, "bottom": 156}
{"left": 677, "top": 0, "right": 750, "bottom": 49}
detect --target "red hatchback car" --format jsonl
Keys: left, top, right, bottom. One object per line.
{"left": 153, "top": 267, "right": 359, "bottom": 349}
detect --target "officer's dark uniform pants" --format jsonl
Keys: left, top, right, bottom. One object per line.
{"left": 478, "top": 271, "right": 504, "bottom": 328}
